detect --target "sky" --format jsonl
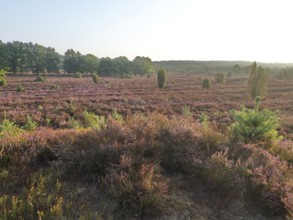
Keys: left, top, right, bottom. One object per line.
{"left": 1, "top": 0, "right": 293, "bottom": 62}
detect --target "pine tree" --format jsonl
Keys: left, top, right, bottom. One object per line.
{"left": 248, "top": 62, "right": 267, "bottom": 99}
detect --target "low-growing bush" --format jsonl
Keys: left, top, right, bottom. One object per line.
{"left": 74, "top": 73, "right": 82, "bottom": 78}
{"left": 0, "top": 77, "right": 6, "bottom": 86}
{"left": 83, "top": 110, "right": 106, "bottom": 129}
{"left": 67, "top": 117, "right": 82, "bottom": 129}
{"left": 23, "top": 115, "right": 38, "bottom": 131}
{"left": 102, "top": 156, "right": 168, "bottom": 217}
{"left": 16, "top": 84, "right": 25, "bottom": 93}
{"left": 229, "top": 98, "right": 282, "bottom": 145}
{"left": 202, "top": 78, "right": 211, "bottom": 89}
{"left": 34, "top": 76, "right": 47, "bottom": 82}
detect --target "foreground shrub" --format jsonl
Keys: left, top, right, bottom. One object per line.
{"left": 157, "top": 69, "right": 166, "bottom": 88}
{"left": 103, "top": 155, "right": 168, "bottom": 217}
{"left": 0, "top": 173, "right": 63, "bottom": 219}
{"left": 229, "top": 98, "right": 282, "bottom": 145}
{"left": 202, "top": 78, "right": 211, "bottom": 89}
{"left": 269, "top": 140, "right": 293, "bottom": 165}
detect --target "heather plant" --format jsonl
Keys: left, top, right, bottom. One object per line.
{"left": 92, "top": 73, "right": 99, "bottom": 83}
{"left": 23, "top": 115, "right": 38, "bottom": 131}
{"left": 229, "top": 97, "right": 282, "bottom": 145}
{"left": 202, "top": 78, "right": 211, "bottom": 89}
{"left": 215, "top": 73, "right": 226, "bottom": 83}
{"left": 157, "top": 69, "right": 166, "bottom": 88}
{"left": 269, "top": 140, "right": 293, "bottom": 165}
{"left": 103, "top": 156, "right": 168, "bottom": 217}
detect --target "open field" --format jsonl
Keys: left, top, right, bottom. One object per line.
{"left": 0, "top": 73, "right": 293, "bottom": 219}
{"left": 1, "top": 74, "right": 292, "bottom": 138}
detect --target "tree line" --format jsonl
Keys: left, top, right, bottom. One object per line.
{"left": 0, "top": 41, "right": 154, "bottom": 76}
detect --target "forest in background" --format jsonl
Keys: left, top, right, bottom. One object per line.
{"left": 1, "top": 41, "right": 293, "bottom": 80}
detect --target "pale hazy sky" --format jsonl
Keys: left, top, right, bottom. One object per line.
{"left": 1, "top": 0, "right": 292, "bottom": 62}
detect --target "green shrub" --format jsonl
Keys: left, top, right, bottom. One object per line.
{"left": 181, "top": 105, "right": 193, "bottom": 118}
{"left": 202, "top": 78, "right": 211, "bottom": 89}
{"left": 23, "top": 115, "right": 38, "bottom": 131}
{"left": 0, "top": 174, "right": 64, "bottom": 219}
{"left": 50, "top": 84, "right": 60, "bottom": 89}
{"left": 74, "top": 73, "right": 82, "bottom": 78}
{"left": 0, "top": 77, "right": 6, "bottom": 86}
{"left": 157, "top": 69, "right": 166, "bottom": 88}
{"left": 229, "top": 98, "right": 282, "bottom": 145}
{"left": 111, "top": 109, "right": 123, "bottom": 121}
{"left": 215, "top": 73, "right": 226, "bottom": 83}
{"left": 68, "top": 117, "right": 82, "bottom": 129}
{"left": 92, "top": 74, "right": 99, "bottom": 83}
{"left": 83, "top": 110, "right": 106, "bottom": 129}
{"left": 16, "top": 84, "right": 25, "bottom": 93}
{"left": 0, "top": 69, "right": 6, "bottom": 78}
{"left": 0, "top": 116, "right": 22, "bottom": 137}
{"left": 34, "top": 76, "right": 47, "bottom": 82}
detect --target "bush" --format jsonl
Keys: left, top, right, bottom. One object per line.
{"left": 74, "top": 73, "right": 82, "bottom": 78}
{"left": 215, "top": 73, "right": 226, "bottom": 83}
{"left": 202, "top": 78, "right": 211, "bottom": 89}
{"left": 103, "top": 156, "right": 168, "bottom": 217}
{"left": 157, "top": 69, "right": 166, "bottom": 88}
{"left": 0, "top": 69, "right": 6, "bottom": 78}
{"left": 0, "top": 77, "right": 6, "bottom": 86}
{"left": 83, "top": 110, "right": 106, "bottom": 129}
{"left": 229, "top": 98, "right": 282, "bottom": 145}
{"left": 92, "top": 74, "right": 99, "bottom": 83}
{"left": 0, "top": 116, "right": 22, "bottom": 137}
{"left": 23, "top": 115, "right": 38, "bottom": 131}
{"left": 34, "top": 76, "right": 47, "bottom": 82}
{"left": 16, "top": 84, "right": 25, "bottom": 93}
{"left": 50, "top": 84, "right": 60, "bottom": 89}
{"left": 181, "top": 105, "right": 193, "bottom": 118}
{"left": 67, "top": 117, "right": 82, "bottom": 129}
